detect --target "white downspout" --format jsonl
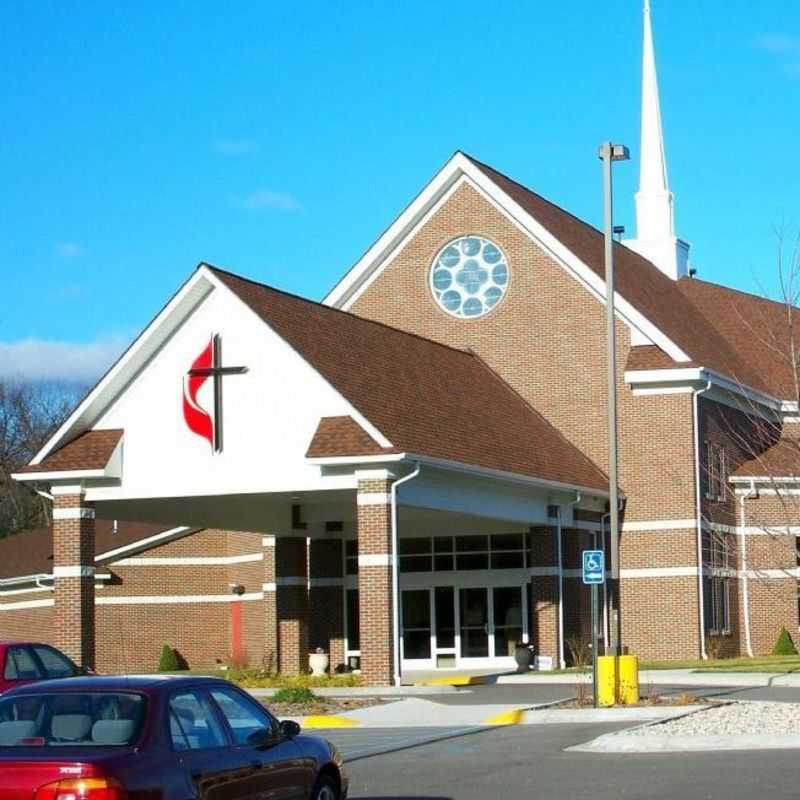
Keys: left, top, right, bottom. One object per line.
{"left": 693, "top": 379, "right": 712, "bottom": 659}
{"left": 557, "top": 492, "right": 582, "bottom": 669}
{"left": 739, "top": 478, "right": 757, "bottom": 657}
{"left": 390, "top": 461, "right": 421, "bottom": 687}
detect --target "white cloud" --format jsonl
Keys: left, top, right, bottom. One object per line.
{"left": 213, "top": 138, "right": 257, "bottom": 156}
{"left": 0, "top": 334, "right": 128, "bottom": 383}
{"left": 755, "top": 33, "right": 800, "bottom": 56}
{"left": 236, "top": 189, "right": 302, "bottom": 212}
{"left": 55, "top": 242, "right": 84, "bottom": 258}
{"left": 755, "top": 33, "right": 800, "bottom": 76}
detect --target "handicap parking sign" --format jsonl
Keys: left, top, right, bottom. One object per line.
{"left": 582, "top": 550, "right": 605, "bottom": 585}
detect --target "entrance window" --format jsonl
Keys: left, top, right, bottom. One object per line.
{"left": 399, "top": 533, "right": 526, "bottom": 573}
{"left": 459, "top": 588, "right": 489, "bottom": 658}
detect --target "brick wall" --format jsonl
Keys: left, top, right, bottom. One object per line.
{"left": 349, "top": 181, "right": 706, "bottom": 659}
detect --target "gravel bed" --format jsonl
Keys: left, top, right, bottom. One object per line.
{"left": 625, "top": 701, "right": 800, "bottom": 737}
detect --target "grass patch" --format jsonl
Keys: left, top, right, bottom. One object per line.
{"left": 640, "top": 656, "right": 800, "bottom": 673}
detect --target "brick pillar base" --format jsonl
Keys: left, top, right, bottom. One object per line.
{"left": 309, "top": 538, "right": 345, "bottom": 674}
{"left": 357, "top": 478, "right": 394, "bottom": 686}
{"left": 262, "top": 536, "right": 278, "bottom": 672}
{"left": 52, "top": 487, "right": 96, "bottom": 669}
{"left": 528, "top": 525, "right": 559, "bottom": 668}
{"left": 275, "top": 537, "right": 309, "bottom": 675}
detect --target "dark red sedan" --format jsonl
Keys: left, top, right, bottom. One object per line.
{"left": 0, "top": 675, "right": 347, "bottom": 800}
{"left": 0, "top": 642, "right": 86, "bottom": 695}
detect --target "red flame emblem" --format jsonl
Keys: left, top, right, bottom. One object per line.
{"left": 182, "top": 338, "right": 214, "bottom": 448}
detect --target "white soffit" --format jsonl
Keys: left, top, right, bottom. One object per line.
{"left": 324, "top": 152, "right": 691, "bottom": 364}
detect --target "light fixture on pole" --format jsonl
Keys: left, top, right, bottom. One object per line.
{"left": 598, "top": 141, "right": 629, "bottom": 657}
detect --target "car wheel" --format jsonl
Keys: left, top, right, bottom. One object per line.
{"left": 311, "top": 775, "right": 339, "bottom": 800}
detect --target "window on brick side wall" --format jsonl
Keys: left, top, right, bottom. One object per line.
{"left": 704, "top": 441, "right": 728, "bottom": 502}
{"left": 704, "top": 575, "right": 731, "bottom": 636}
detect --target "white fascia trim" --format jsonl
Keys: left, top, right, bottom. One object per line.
{"left": 112, "top": 553, "right": 263, "bottom": 567}
{"left": 95, "top": 527, "right": 195, "bottom": 562}
{"left": 12, "top": 469, "right": 108, "bottom": 484}
{"left": 96, "top": 592, "right": 263, "bottom": 606}
{"left": 404, "top": 453, "right": 610, "bottom": 499}
{"left": 625, "top": 368, "right": 783, "bottom": 412}
{"left": 31, "top": 270, "right": 215, "bottom": 466}
{"left": 356, "top": 492, "right": 391, "bottom": 506}
{"left": 311, "top": 451, "right": 609, "bottom": 499}
{"left": 619, "top": 567, "right": 700, "bottom": 578}
{"left": 200, "top": 267, "right": 393, "bottom": 451}
{"left": 325, "top": 152, "right": 691, "bottom": 364}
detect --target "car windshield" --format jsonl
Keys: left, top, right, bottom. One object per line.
{"left": 0, "top": 692, "right": 146, "bottom": 747}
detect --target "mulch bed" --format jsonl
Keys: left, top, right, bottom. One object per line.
{"left": 263, "top": 696, "right": 384, "bottom": 717}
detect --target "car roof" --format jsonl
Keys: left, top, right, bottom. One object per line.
{"left": 1, "top": 674, "right": 231, "bottom": 695}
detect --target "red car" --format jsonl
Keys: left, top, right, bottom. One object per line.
{"left": 0, "top": 674, "right": 347, "bottom": 800}
{"left": 0, "top": 642, "right": 85, "bottom": 694}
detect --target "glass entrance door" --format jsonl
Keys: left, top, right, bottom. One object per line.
{"left": 492, "top": 586, "right": 524, "bottom": 658}
{"left": 402, "top": 590, "right": 432, "bottom": 663}
{"left": 459, "top": 588, "right": 489, "bottom": 658}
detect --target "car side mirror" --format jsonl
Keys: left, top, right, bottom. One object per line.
{"left": 279, "top": 719, "right": 301, "bottom": 740}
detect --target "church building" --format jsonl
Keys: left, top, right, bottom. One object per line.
{"left": 5, "top": 4, "right": 800, "bottom": 684}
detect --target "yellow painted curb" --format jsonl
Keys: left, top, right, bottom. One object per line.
{"left": 481, "top": 708, "right": 525, "bottom": 726}
{"left": 415, "top": 674, "right": 489, "bottom": 687}
{"left": 301, "top": 715, "right": 360, "bottom": 729}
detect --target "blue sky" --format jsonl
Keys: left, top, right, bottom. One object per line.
{"left": 1, "top": 0, "right": 798, "bottom": 381}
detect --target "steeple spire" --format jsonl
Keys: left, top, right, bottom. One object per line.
{"left": 625, "top": 0, "right": 689, "bottom": 280}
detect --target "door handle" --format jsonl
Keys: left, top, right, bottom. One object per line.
{"left": 190, "top": 769, "right": 203, "bottom": 780}
{"left": 251, "top": 760, "right": 263, "bottom": 770}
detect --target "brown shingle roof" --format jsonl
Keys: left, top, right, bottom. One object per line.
{"left": 678, "top": 277, "right": 799, "bottom": 400}
{"left": 0, "top": 521, "right": 179, "bottom": 580}
{"left": 625, "top": 345, "right": 692, "bottom": 372}
{"left": 465, "top": 156, "right": 769, "bottom": 396}
{"left": 20, "top": 429, "right": 123, "bottom": 474}
{"left": 734, "top": 438, "right": 800, "bottom": 478}
{"left": 210, "top": 266, "right": 609, "bottom": 491}
{"left": 306, "top": 416, "right": 398, "bottom": 458}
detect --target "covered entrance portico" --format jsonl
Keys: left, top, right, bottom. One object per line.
{"left": 13, "top": 264, "right": 611, "bottom": 685}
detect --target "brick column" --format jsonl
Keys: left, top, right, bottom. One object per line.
{"left": 275, "top": 537, "right": 309, "bottom": 675}
{"left": 356, "top": 478, "right": 394, "bottom": 686}
{"left": 528, "top": 525, "right": 560, "bottom": 668}
{"left": 52, "top": 487, "right": 95, "bottom": 669}
{"left": 262, "top": 536, "right": 278, "bottom": 672}
{"left": 309, "top": 538, "right": 345, "bottom": 674}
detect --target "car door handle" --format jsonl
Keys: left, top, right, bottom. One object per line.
{"left": 190, "top": 769, "right": 203, "bottom": 780}
{"left": 251, "top": 760, "right": 263, "bottom": 770}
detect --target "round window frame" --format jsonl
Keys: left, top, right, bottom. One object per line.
{"left": 428, "top": 235, "right": 511, "bottom": 320}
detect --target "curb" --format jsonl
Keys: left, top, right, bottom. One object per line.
{"left": 414, "top": 674, "right": 490, "bottom": 687}
{"left": 481, "top": 708, "right": 526, "bottom": 725}
{"left": 299, "top": 715, "right": 361, "bottom": 729}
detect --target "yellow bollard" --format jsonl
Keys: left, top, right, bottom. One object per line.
{"left": 596, "top": 655, "right": 617, "bottom": 707}
{"left": 618, "top": 655, "right": 640, "bottom": 705}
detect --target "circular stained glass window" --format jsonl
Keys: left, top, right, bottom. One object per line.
{"left": 430, "top": 236, "right": 509, "bottom": 319}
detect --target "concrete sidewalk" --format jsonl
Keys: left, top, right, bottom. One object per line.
{"left": 288, "top": 696, "right": 700, "bottom": 729}
{"left": 494, "top": 669, "right": 800, "bottom": 688}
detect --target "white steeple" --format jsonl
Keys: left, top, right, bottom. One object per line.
{"left": 625, "top": 0, "right": 690, "bottom": 280}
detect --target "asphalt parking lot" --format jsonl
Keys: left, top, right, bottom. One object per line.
{"left": 309, "top": 682, "right": 800, "bottom": 799}
{"left": 338, "top": 721, "right": 800, "bottom": 800}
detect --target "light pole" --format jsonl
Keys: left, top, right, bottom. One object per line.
{"left": 598, "top": 141, "right": 629, "bottom": 657}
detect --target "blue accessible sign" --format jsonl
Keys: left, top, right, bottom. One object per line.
{"left": 582, "top": 550, "right": 605, "bottom": 585}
